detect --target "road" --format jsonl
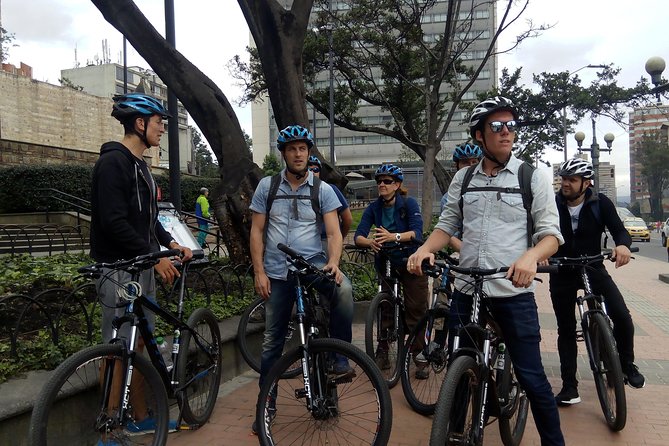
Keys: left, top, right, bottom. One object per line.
{"left": 627, "top": 231, "right": 666, "bottom": 263}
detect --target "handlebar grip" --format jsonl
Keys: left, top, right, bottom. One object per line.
{"left": 156, "top": 248, "right": 182, "bottom": 259}
{"left": 629, "top": 246, "right": 639, "bottom": 253}
{"left": 537, "top": 265, "right": 559, "bottom": 274}
{"left": 277, "top": 243, "right": 300, "bottom": 259}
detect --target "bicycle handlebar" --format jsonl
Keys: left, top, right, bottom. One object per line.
{"left": 421, "top": 260, "right": 558, "bottom": 278}
{"left": 549, "top": 246, "right": 639, "bottom": 266}
{"left": 78, "top": 249, "right": 182, "bottom": 276}
{"left": 277, "top": 243, "right": 335, "bottom": 282}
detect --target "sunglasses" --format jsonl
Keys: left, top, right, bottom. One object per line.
{"left": 376, "top": 179, "right": 395, "bottom": 185}
{"left": 308, "top": 166, "right": 321, "bottom": 173}
{"left": 488, "top": 120, "right": 518, "bottom": 133}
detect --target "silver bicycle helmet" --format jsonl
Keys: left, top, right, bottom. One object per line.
{"left": 558, "top": 158, "right": 594, "bottom": 179}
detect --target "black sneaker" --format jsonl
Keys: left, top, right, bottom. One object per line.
{"left": 623, "top": 363, "right": 646, "bottom": 389}
{"left": 555, "top": 386, "right": 581, "bottom": 406}
{"left": 251, "top": 408, "right": 276, "bottom": 435}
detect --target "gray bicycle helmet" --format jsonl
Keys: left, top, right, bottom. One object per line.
{"left": 558, "top": 158, "right": 594, "bottom": 179}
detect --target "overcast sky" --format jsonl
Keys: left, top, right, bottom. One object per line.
{"left": 3, "top": 0, "right": 669, "bottom": 198}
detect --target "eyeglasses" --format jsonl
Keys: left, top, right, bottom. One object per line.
{"left": 488, "top": 120, "right": 518, "bottom": 133}
{"left": 376, "top": 179, "right": 395, "bottom": 185}
{"left": 308, "top": 166, "right": 320, "bottom": 173}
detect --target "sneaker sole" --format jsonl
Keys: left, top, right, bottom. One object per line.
{"left": 556, "top": 397, "right": 581, "bottom": 406}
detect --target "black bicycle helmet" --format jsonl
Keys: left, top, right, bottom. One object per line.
{"left": 276, "top": 125, "right": 314, "bottom": 151}
{"left": 468, "top": 96, "right": 519, "bottom": 138}
{"left": 111, "top": 93, "right": 172, "bottom": 122}
{"left": 453, "top": 143, "right": 483, "bottom": 163}
{"left": 375, "top": 164, "right": 404, "bottom": 182}
{"left": 558, "top": 158, "right": 594, "bottom": 179}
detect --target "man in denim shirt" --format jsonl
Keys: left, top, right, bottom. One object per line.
{"left": 248, "top": 124, "right": 354, "bottom": 434}
{"left": 408, "top": 97, "right": 565, "bottom": 445}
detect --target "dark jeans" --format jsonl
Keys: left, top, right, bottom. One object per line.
{"left": 449, "top": 290, "right": 565, "bottom": 446}
{"left": 549, "top": 264, "right": 635, "bottom": 389}
{"left": 259, "top": 263, "right": 354, "bottom": 390}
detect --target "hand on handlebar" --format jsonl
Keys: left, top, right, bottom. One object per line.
{"left": 506, "top": 251, "right": 538, "bottom": 288}
{"left": 322, "top": 262, "right": 344, "bottom": 285}
{"left": 155, "top": 257, "right": 180, "bottom": 284}
{"left": 611, "top": 245, "right": 631, "bottom": 269}
{"left": 407, "top": 249, "right": 435, "bottom": 276}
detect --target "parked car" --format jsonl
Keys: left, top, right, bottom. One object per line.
{"left": 624, "top": 218, "right": 650, "bottom": 242}
{"left": 662, "top": 218, "right": 669, "bottom": 246}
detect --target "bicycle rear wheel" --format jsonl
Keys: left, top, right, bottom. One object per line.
{"left": 589, "top": 312, "right": 626, "bottom": 431}
{"left": 496, "top": 359, "right": 529, "bottom": 445}
{"left": 236, "top": 297, "right": 301, "bottom": 377}
{"left": 365, "top": 292, "right": 403, "bottom": 388}
{"left": 400, "top": 307, "right": 449, "bottom": 415}
{"left": 256, "top": 338, "right": 392, "bottom": 446}
{"left": 430, "top": 355, "right": 480, "bottom": 446}
{"left": 176, "top": 307, "right": 222, "bottom": 425}
{"left": 29, "top": 343, "right": 169, "bottom": 446}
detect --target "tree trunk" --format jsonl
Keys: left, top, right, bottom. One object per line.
{"left": 91, "top": 0, "right": 262, "bottom": 261}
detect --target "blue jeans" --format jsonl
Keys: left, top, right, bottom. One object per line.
{"left": 259, "top": 259, "right": 354, "bottom": 389}
{"left": 449, "top": 290, "right": 564, "bottom": 446}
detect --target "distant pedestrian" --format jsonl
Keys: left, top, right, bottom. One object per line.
{"left": 195, "top": 187, "right": 211, "bottom": 247}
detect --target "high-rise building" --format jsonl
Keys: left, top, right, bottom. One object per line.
{"left": 61, "top": 63, "right": 193, "bottom": 173}
{"left": 251, "top": 1, "right": 497, "bottom": 172}
{"left": 628, "top": 104, "right": 669, "bottom": 202}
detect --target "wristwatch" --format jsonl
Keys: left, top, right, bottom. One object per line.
{"left": 395, "top": 233, "right": 401, "bottom": 241}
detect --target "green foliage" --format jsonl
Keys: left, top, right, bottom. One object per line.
{"left": 262, "top": 152, "right": 282, "bottom": 176}
{"left": 154, "top": 174, "right": 219, "bottom": 213}
{"left": 191, "top": 125, "right": 220, "bottom": 178}
{"left": 0, "top": 253, "right": 91, "bottom": 295}
{"left": 0, "top": 26, "right": 17, "bottom": 63}
{"left": 59, "top": 77, "right": 84, "bottom": 91}
{"left": 636, "top": 129, "right": 669, "bottom": 220}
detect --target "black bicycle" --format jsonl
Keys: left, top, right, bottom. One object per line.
{"left": 29, "top": 249, "right": 222, "bottom": 446}
{"left": 400, "top": 252, "right": 455, "bottom": 415}
{"left": 429, "top": 261, "right": 555, "bottom": 446}
{"left": 548, "top": 247, "right": 638, "bottom": 432}
{"left": 256, "top": 243, "right": 392, "bottom": 446}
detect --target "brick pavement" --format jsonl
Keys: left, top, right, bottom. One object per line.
{"left": 169, "top": 254, "right": 669, "bottom": 445}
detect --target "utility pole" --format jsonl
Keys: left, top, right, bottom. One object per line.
{"left": 165, "top": 0, "right": 181, "bottom": 211}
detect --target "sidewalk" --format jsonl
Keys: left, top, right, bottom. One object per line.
{"left": 170, "top": 254, "right": 669, "bottom": 445}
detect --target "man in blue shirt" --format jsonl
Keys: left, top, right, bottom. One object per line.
{"left": 248, "top": 124, "right": 354, "bottom": 435}
{"left": 307, "top": 155, "right": 353, "bottom": 244}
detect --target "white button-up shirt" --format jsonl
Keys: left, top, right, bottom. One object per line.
{"left": 435, "top": 155, "right": 563, "bottom": 297}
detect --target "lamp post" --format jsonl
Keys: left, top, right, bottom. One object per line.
{"left": 312, "top": 18, "right": 336, "bottom": 166}
{"left": 562, "top": 64, "right": 607, "bottom": 162}
{"left": 574, "top": 118, "right": 614, "bottom": 194}
{"left": 645, "top": 56, "right": 667, "bottom": 104}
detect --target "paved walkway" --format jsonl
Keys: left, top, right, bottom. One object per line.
{"left": 170, "top": 254, "right": 669, "bottom": 445}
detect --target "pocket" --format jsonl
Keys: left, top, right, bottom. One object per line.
{"left": 498, "top": 194, "right": 525, "bottom": 223}
{"left": 462, "top": 193, "right": 481, "bottom": 222}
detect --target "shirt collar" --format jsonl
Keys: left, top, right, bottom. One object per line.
{"left": 280, "top": 168, "right": 314, "bottom": 187}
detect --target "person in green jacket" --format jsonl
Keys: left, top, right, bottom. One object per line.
{"left": 195, "top": 187, "right": 211, "bottom": 247}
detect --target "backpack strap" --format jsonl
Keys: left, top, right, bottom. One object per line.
{"left": 264, "top": 173, "right": 324, "bottom": 241}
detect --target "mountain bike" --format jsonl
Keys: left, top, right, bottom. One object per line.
{"left": 256, "top": 243, "right": 392, "bottom": 446}
{"left": 29, "top": 249, "right": 222, "bottom": 446}
{"left": 400, "top": 252, "right": 456, "bottom": 415}
{"left": 429, "top": 261, "right": 556, "bottom": 446}
{"left": 548, "top": 247, "right": 638, "bottom": 432}
{"left": 364, "top": 241, "right": 416, "bottom": 387}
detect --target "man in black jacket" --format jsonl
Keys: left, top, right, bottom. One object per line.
{"left": 550, "top": 158, "right": 644, "bottom": 407}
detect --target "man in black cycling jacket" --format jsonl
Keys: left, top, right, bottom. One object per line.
{"left": 550, "top": 157, "right": 644, "bottom": 407}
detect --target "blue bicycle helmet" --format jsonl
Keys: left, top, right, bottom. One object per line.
{"left": 308, "top": 155, "right": 322, "bottom": 167}
{"left": 276, "top": 125, "right": 314, "bottom": 151}
{"left": 453, "top": 143, "right": 483, "bottom": 163}
{"left": 375, "top": 164, "right": 404, "bottom": 182}
{"left": 111, "top": 93, "right": 172, "bottom": 122}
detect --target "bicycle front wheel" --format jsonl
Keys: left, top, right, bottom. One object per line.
{"left": 400, "top": 307, "right": 449, "bottom": 415}
{"left": 589, "top": 312, "right": 626, "bottom": 431}
{"left": 496, "top": 360, "right": 529, "bottom": 446}
{"left": 176, "top": 307, "right": 222, "bottom": 426}
{"left": 365, "top": 292, "right": 403, "bottom": 387}
{"left": 236, "top": 297, "right": 301, "bottom": 377}
{"left": 256, "top": 338, "right": 392, "bottom": 446}
{"left": 29, "top": 343, "right": 169, "bottom": 446}
{"left": 430, "top": 355, "right": 480, "bottom": 446}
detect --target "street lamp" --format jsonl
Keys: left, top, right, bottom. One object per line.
{"left": 562, "top": 64, "right": 607, "bottom": 162}
{"left": 645, "top": 56, "right": 667, "bottom": 103}
{"left": 574, "top": 118, "right": 614, "bottom": 194}
{"left": 313, "top": 19, "right": 336, "bottom": 166}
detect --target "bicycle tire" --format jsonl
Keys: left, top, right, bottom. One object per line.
{"left": 430, "top": 355, "right": 480, "bottom": 446}
{"left": 496, "top": 359, "right": 529, "bottom": 445}
{"left": 365, "top": 292, "right": 403, "bottom": 388}
{"left": 29, "top": 343, "right": 169, "bottom": 446}
{"left": 589, "top": 312, "right": 627, "bottom": 431}
{"left": 236, "top": 297, "right": 301, "bottom": 377}
{"left": 400, "top": 307, "right": 449, "bottom": 415}
{"left": 256, "top": 338, "right": 392, "bottom": 446}
{"left": 176, "top": 307, "right": 222, "bottom": 425}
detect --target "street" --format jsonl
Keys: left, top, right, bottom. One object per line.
{"left": 628, "top": 230, "right": 666, "bottom": 263}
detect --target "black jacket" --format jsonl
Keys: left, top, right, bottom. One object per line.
{"left": 554, "top": 188, "right": 631, "bottom": 259}
{"left": 90, "top": 141, "right": 173, "bottom": 262}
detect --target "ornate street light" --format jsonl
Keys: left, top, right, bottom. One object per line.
{"left": 574, "top": 119, "right": 614, "bottom": 194}
{"left": 645, "top": 56, "right": 667, "bottom": 103}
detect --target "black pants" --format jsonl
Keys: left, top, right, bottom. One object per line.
{"left": 549, "top": 264, "right": 635, "bottom": 389}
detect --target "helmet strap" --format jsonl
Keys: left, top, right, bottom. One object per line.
{"left": 382, "top": 190, "right": 397, "bottom": 205}
{"left": 132, "top": 116, "right": 151, "bottom": 148}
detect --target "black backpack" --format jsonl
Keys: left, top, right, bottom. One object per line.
{"left": 458, "top": 162, "right": 536, "bottom": 247}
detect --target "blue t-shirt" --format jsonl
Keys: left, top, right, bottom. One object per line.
{"left": 250, "top": 170, "right": 341, "bottom": 280}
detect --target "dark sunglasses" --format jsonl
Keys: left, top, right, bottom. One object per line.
{"left": 488, "top": 120, "right": 517, "bottom": 133}
{"left": 308, "top": 166, "right": 320, "bottom": 173}
{"left": 376, "top": 178, "right": 395, "bottom": 185}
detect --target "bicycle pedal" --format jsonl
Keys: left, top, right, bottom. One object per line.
{"left": 295, "top": 388, "right": 308, "bottom": 398}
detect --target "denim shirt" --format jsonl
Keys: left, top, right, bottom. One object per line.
{"left": 250, "top": 170, "right": 340, "bottom": 280}
{"left": 436, "top": 155, "right": 563, "bottom": 297}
